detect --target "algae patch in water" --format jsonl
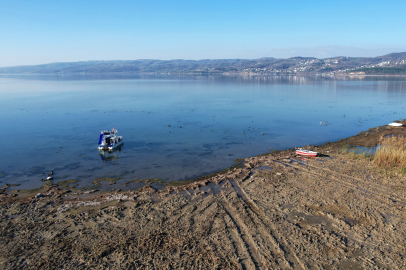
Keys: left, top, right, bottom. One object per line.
{"left": 2, "top": 183, "right": 20, "bottom": 189}
{"left": 123, "top": 178, "right": 163, "bottom": 186}
{"left": 92, "top": 177, "right": 121, "bottom": 185}
{"left": 73, "top": 177, "right": 121, "bottom": 191}
{"left": 56, "top": 179, "right": 79, "bottom": 189}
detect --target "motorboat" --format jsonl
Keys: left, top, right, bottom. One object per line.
{"left": 98, "top": 128, "right": 123, "bottom": 150}
{"left": 295, "top": 149, "right": 318, "bottom": 157}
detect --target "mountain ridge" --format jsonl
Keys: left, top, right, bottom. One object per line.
{"left": 1, "top": 52, "right": 406, "bottom": 75}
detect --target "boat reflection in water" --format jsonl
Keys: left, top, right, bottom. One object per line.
{"left": 99, "top": 144, "right": 124, "bottom": 164}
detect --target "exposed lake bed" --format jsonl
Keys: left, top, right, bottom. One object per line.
{"left": 1, "top": 120, "right": 406, "bottom": 269}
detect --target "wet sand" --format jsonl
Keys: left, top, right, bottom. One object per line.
{"left": 1, "top": 122, "right": 406, "bottom": 269}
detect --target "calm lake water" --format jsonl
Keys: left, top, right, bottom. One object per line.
{"left": 1, "top": 74, "right": 405, "bottom": 190}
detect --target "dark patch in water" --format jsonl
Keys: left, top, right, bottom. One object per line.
{"left": 225, "top": 142, "right": 243, "bottom": 146}
{"left": 198, "top": 151, "right": 213, "bottom": 156}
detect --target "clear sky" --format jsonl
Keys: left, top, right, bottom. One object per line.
{"left": 1, "top": 0, "right": 406, "bottom": 67}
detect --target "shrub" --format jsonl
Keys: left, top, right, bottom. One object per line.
{"left": 373, "top": 136, "right": 406, "bottom": 173}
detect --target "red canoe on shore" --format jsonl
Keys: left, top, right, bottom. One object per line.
{"left": 295, "top": 149, "right": 318, "bottom": 157}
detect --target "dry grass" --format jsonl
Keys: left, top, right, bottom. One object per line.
{"left": 373, "top": 136, "right": 406, "bottom": 173}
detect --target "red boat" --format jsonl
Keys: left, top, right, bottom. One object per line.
{"left": 295, "top": 149, "right": 318, "bottom": 157}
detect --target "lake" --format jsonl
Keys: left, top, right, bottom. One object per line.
{"left": 1, "top": 74, "right": 405, "bottom": 190}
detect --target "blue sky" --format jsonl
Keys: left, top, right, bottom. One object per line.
{"left": 1, "top": 0, "right": 405, "bottom": 66}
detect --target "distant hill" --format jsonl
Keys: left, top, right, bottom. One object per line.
{"left": 1, "top": 53, "right": 406, "bottom": 75}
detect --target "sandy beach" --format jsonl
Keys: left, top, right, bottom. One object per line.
{"left": 1, "top": 122, "right": 406, "bottom": 269}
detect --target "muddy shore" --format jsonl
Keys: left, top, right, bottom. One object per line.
{"left": 1, "top": 122, "right": 406, "bottom": 269}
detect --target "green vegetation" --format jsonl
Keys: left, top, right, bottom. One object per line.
{"left": 92, "top": 177, "right": 121, "bottom": 185}
{"left": 56, "top": 179, "right": 79, "bottom": 189}
{"left": 123, "top": 178, "right": 163, "bottom": 186}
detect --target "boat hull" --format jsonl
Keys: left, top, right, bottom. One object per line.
{"left": 295, "top": 150, "right": 317, "bottom": 157}
{"left": 98, "top": 141, "right": 124, "bottom": 150}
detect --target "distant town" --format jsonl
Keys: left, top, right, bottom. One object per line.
{"left": 1, "top": 52, "right": 406, "bottom": 76}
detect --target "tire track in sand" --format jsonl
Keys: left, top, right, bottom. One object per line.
{"left": 282, "top": 161, "right": 406, "bottom": 250}
{"left": 222, "top": 206, "right": 257, "bottom": 270}
{"left": 220, "top": 180, "right": 305, "bottom": 269}
{"left": 228, "top": 179, "right": 306, "bottom": 270}
{"left": 295, "top": 159, "right": 406, "bottom": 204}
{"left": 286, "top": 161, "right": 406, "bottom": 208}
{"left": 220, "top": 193, "right": 268, "bottom": 270}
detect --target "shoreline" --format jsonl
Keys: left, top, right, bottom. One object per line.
{"left": 1, "top": 120, "right": 403, "bottom": 198}
{"left": 1, "top": 121, "right": 406, "bottom": 269}
{"left": 1, "top": 72, "right": 406, "bottom": 77}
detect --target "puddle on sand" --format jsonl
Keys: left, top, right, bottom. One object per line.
{"left": 249, "top": 166, "right": 273, "bottom": 177}
{"left": 179, "top": 190, "right": 193, "bottom": 199}
{"left": 288, "top": 211, "right": 334, "bottom": 230}
{"left": 389, "top": 198, "right": 406, "bottom": 206}
{"left": 151, "top": 193, "right": 164, "bottom": 204}
{"left": 280, "top": 203, "right": 294, "bottom": 210}
{"left": 349, "top": 146, "right": 380, "bottom": 155}
{"left": 336, "top": 261, "right": 364, "bottom": 270}
{"left": 177, "top": 182, "right": 230, "bottom": 200}
{"left": 274, "top": 160, "right": 293, "bottom": 167}
{"left": 200, "top": 182, "right": 228, "bottom": 195}
{"left": 380, "top": 213, "right": 397, "bottom": 224}
{"left": 5, "top": 215, "right": 20, "bottom": 219}
{"left": 290, "top": 159, "right": 308, "bottom": 166}
{"left": 255, "top": 166, "right": 273, "bottom": 171}
{"left": 343, "top": 217, "right": 358, "bottom": 227}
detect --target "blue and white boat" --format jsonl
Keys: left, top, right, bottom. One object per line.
{"left": 98, "top": 128, "right": 123, "bottom": 150}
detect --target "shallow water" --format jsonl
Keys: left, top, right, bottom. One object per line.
{"left": 1, "top": 74, "right": 405, "bottom": 190}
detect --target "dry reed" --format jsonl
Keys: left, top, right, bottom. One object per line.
{"left": 373, "top": 136, "right": 406, "bottom": 173}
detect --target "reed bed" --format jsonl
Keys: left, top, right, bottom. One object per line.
{"left": 373, "top": 136, "right": 406, "bottom": 173}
